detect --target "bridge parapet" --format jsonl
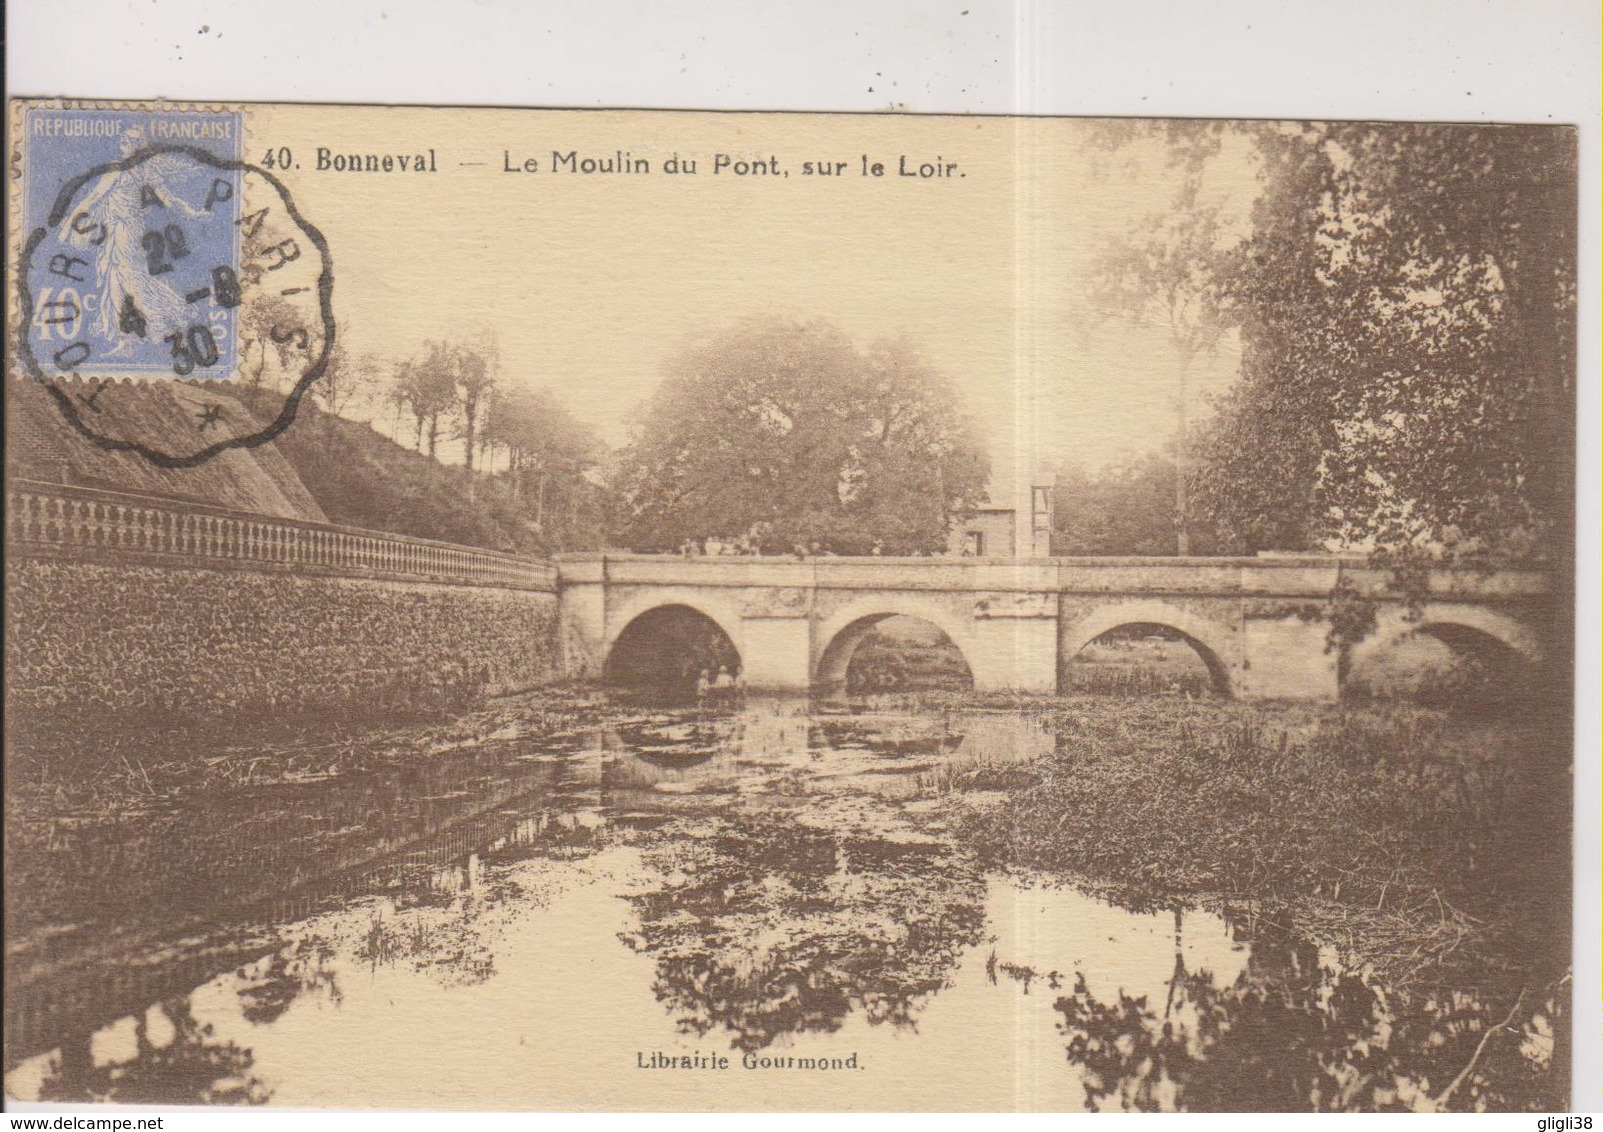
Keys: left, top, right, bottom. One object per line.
{"left": 1335, "top": 565, "right": 1550, "bottom": 601}
{"left": 552, "top": 552, "right": 1548, "bottom": 601}
{"left": 8, "top": 479, "right": 557, "bottom": 592}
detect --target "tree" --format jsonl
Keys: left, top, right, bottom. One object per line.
{"left": 612, "top": 318, "right": 989, "bottom": 555}
{"left": 1089, "top": 180, "right": 1228, "bottom": 555}
{"left": 1187, "top": 125, "right": 1343, "bottom": 554}
{"left": 384, "top": 367, "right": 411, "bottom": 442}
{"left": 483, "top": 382, "right": 605, "bottom": 536}
{"left": 1053, "top": 452, "right": 1224, "bottom": 556}
{"left": 448, "top": 337, "right": 497, "bottom": 487}
{"left": 391, "top": 342, "right": 457, "bottom": 459}
{"left": 311, "top": 330, "right": 379, "bottom": 419}
{"left": 1193, "top": 122, "right": 1576, "bottom": 564}
{"left": 235, "top": 293, "right": 302, "bottom": 400}
{"left": 1086, "top": 120, "right": 1575, "bottom": 571}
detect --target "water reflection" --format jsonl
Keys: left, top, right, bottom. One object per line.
{"left": 34, "top": 999, "right": 269, "bottom": 1106}
{"left": 3, "top": 695, "right": 1562, "bottom": 1111}
{"left": 618, "top": 802, "right": 988, "bottom": 1051}
{"left": 238, "top": 939, "right": 342, "bottom": 1025}
{"left": 1048, "top": 919, "right": 1562, "bottom": 1112}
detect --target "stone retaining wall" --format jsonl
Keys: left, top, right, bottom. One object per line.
{"left": 6, "top": 559, "right": 560, "bottom": 720}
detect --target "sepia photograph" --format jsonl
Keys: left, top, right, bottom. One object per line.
{"left": 2, "top": 87, "right": 1586, "bottom": 1114}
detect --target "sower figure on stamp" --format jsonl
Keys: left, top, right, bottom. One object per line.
{"left": 59, "top": 128, "right": 208, "bottom": 356}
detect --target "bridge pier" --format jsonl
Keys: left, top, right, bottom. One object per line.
{"left": 560, "top": 578, "right": 608, "bottom": 679}
{"left": 740, "top": 616, "right": 814, "bottom": 691}
{"left": 1237, "top": 615, "right": 1341, "bottom": 700}
{"left": 969, "top": 617, "right": 1060, "bottom": 693}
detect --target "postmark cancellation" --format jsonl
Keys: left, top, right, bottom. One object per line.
{"left": 10, "top": 102, "right": 334, "bottom": 466}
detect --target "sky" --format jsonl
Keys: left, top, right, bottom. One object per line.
{"left": 249, "top": 106, "right": 1264, "bottom": 503}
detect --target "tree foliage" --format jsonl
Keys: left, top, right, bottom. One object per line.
{"left": 482, "top": 382, "right": 606, "bottom": 540}
{"left": 310, "top": 327, "right": 379, "bottom": 418}
{"left": 1192, "top": 122, "right": 1576, "bottom": 562}
{"left": 613, "top": 318, "right": 990, "bottom": 555}
{"left": 391, "top": 347, "right": 457, "bottom": 458}
{"left": 1053, "top": 453, "right": 1225, "bottom": 557}
{"left": 236, "top": 293, "right": 300, "bottom": 395}
{"left": 1089, "top": 191, "right": 1229, "bottom": 555}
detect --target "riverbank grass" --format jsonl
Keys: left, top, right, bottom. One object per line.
{"left": 930, "top": 694, "right": 1567, "bottom": 993}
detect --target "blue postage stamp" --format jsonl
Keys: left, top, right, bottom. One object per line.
{"left": 20, "top": 106, "right": 245, "bottom": 380}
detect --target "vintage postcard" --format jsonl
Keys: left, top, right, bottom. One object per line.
{"left": 3, "top": 101, "right": 1578, "bottom": 1111}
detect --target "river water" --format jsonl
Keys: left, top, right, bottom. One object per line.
{"left": 3, "top": 695, "right": 1559, "bottom": 1111}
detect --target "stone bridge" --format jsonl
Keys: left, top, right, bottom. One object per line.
{"left": 556, "top": 553, "right": 1551, "bottom": 700}
{"left": 3, "top": 479, "right": 1554, "bottom": 704}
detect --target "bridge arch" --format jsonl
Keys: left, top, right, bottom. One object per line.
{"left": 602, "top": 591, "right": 747, "bottom": 694}
{"left": 603, "top": 590, "right": 747, "bottom": 659}
{"left": 813, "top": 595, "right": 977, "bottom": 690}
{"left": 1060, "top": 600, "right": 1239, "bottom": 697}
{"left": 1407, "top": 604, "right": 1542, "bottom": 665}
{"left": 1346, "top": 603, "right": 1543, "bottom": 704}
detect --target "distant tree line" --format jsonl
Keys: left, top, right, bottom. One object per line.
{"left": 292, "top": 317, "right": 987, "bottom": 560}
{"left": 250, "top": 328, "right": 610, "bottom": 555}
{"left": 382, "top": 336, "right": 609, "bottom": 551}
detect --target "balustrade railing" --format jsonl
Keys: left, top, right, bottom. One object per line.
{"left": 6, "top": 480, "right": 556, "bottom": 591}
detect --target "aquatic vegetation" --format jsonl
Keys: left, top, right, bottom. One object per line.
{"left": 618, "top": 800, "right": 989, "bottom": 1051}
{"left": 942, "top": 695, "right": 1569, "bottom": 1109}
